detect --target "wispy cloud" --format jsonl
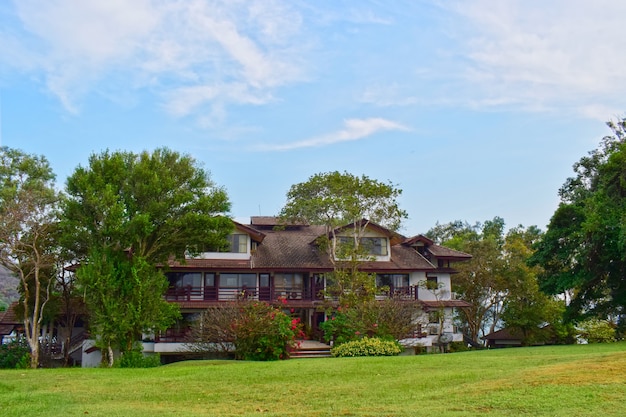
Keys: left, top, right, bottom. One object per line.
{"left": 446, "top": 0, "right": 626, "bottom": 119}
{"left": 2, "top": 0, "right": 307, "bottom": 115}
{"left": 254, "top": 118, "right": 409, "bottom": 151}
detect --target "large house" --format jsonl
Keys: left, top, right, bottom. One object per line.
{"left": 1, "top": 216, "right": 472, "bottom": 366}
{"left": 141, "top": 216, "right": 472, "bottom": 362}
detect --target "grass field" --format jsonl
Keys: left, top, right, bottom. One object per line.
{"left": 1, "top": 342, "right": 625, "bottom": 416}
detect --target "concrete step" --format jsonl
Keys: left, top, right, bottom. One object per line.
{"left": 290, "top": 341, "right": 332, "bottom": 359}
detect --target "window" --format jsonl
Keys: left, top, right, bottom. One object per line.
{"left": 274, "top": 273, "right": 303, "bottom": 290}
{"left": 376, "top": 274, "right": 409, "bottom": 289}
{"left": 337, "top": 236, "right": 388, "bottom": 256}
{"left": 227, "top": 234, "right": 248, "bottom": 253}
{"left": 275, "top": 273, "right": 303, "bottom": 299}
{"left": 168, "top": 272, "right": 203, "bottom": 289}
{"left": 361, "top": 237, "right": 388, "bottom": 256}
{"left": 426, "top": 275, "right": 439, "bottom": 290}
{"left": 167, "top": 272, "right": 203, "bottom": 300}
{"left": 219, "top": 273, "right": 257, "bottom": 288}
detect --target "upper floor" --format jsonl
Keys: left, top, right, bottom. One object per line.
{"left": 166, "top": 217, "right": 471, "bottom": 308}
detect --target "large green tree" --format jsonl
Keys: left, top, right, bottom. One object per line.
{"left": 531, "top": 118, "right": 626, "bottom": 324}
{"left": 63, "top": 148, "right": 232, "bottom": 364}
{"left": 279, "top": 171, "right": 407, "bottom": 305}
{"left": 427, "top": 218, "right": 563, "bottom": 345}
{"left": 0, "top": 147, "right": 61, "bottom": 368}
{"left": 427, "top": 218, "right": 508, "bottom": 344}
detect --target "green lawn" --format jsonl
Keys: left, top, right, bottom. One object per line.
{"left": 1, "top": 343, "right": 625, "bottom": 416}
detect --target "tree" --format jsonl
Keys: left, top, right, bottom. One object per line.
{"left": 427, "top": 217, "right": 508, "bottom": 344}
{"left": 0, "top": 147, "right": 61, "bottom": 368}
{"left": 427, "top": 218, "right": 563, "bottom": 346}
{"left": 500, "top": 226, "right": 566, "bottom": 345}
{"left": 62, "top": 148, "right": 232, "bottom": 365}
{"left": 280, "top": 171, "right": 407, "bottom": 305}
{"left": 530, "top": 118, "right": 626, "bottom": 324}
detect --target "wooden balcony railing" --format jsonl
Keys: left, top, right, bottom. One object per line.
{"left": 165, "top": 285, "right": 421, "bottom": 303}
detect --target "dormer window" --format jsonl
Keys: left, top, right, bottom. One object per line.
{"left": 361, "top": 237, "right": 388, "bottom": 256}
{"left": 226, "top": 234, "right": 248, "bottom": 253}
{"left": 337, "top": 236, "right": 388, "bottom": 256}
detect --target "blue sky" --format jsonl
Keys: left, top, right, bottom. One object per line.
{"left": 1, "top": 0, "right": 625, "bottom": 235}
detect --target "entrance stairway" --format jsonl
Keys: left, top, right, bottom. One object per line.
{"left": 290, "top": 340, "right": 332, "bottom": 359}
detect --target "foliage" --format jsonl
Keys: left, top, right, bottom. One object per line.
{"left": 330, "top": 337, "right": 402, "bottom": 357}
{"left": 77, "top": 248, "right": 178, "bottom": 364}
{"left": 233, "top": 301, "right": 304, "bottom": 361}
{"left": 188, "top": 301, "right": 304, "bottom": 361}
{"left": 185, "top": 304, "right": 240, "bottom": 357}
{"left": 0, "top": 146, "right": 61, "bottom": 368}
{"left": 280, "top": 172, "right": 407, "bottom": 306}
{"left": 427, "top": 218, "right": 554, "bottom": 345}
{"left": 578, "top": 318, "right": 616, "bottom": 343}
{"left": 115, "top": 347, "right": 161, "bottom": 368}
{"left": 320, "top": 300, "right": 423, "bottom": 345}
{"left": 280, "top": 171, "right": 407, "bottom": 232}
{"left": 62, "top": 148, "right": 231, "bottom": 365}
{"left": 530, "top": 118, "right": 626, "bottom": 323}
{"left": 0, "top": 338, "right": 30, "bottom": 369}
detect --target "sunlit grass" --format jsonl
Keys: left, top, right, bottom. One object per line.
{"left": 1, "top": 343, "right": 625, "bottom": 416}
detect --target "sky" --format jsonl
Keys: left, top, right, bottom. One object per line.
{"left": 1, "top": 0, "right": 626, "bottom": 236}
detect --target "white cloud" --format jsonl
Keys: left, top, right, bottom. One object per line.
{"left": 254, "top": 118, "right": 409, "bottom": 151}
{"left": 446, "top": 0, "right": 626, "bottom": 119}
{"left": 4, "top": 0, "right": 307, "bottom": 115}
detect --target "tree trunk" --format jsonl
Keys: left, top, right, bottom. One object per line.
{"left": 108, "top": 344, "right": 114, "bottom": 367}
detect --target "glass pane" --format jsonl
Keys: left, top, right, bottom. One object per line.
{"left": 241, "top": 274, "right": 256, "bottom": 287}
{"left": 220, "top": 273, "right": 239, "bottom": 288}
{"left": 259, "top": 274, "right": 270, "bottom": 287}
{"left": 205, "top": 273, "right": 215, "bottom": 287}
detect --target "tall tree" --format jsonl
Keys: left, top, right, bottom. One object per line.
{"left": 427, "top": 218, "right": 508, "bottom": 344}
{"left": 530, "top": 118, "right": 626, "bottom": 324}
{"left": 427, "top": 218, "right": 559, "bottom": 345}
{"left": 63, "top": 148, "right": 232, "bottom": 364}
{"left": 279, "top": 171, "right": 407, "bottom": 304}
{"left": 0, "top": 147, "right": 61, "bottom": 368}
{"left": 500, "top": 226, "right": 565, "bottom": 345}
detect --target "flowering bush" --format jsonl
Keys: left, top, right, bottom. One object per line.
{"left": 330, "top": 337, "right": 402, "bottom": 357}
{"left": 233, "top": 301, "right": 304, "bottom": 361}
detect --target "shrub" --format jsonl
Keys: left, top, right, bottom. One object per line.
{"left": 0, "top": 339, "right": 31, "bottom": 369}
{"left": 320, "top": 300, "right": 422, "bottom": 346}
{"left": 233, "top": 301, "right": 304, "bottom": 361}
{"left": 578, "top": 318, "right": 616, "bottom": 343}
{"left": 331, "top": 337, "right": 402, "bottom": 357}
{"left": 116, "top": 347, "right": 161, "bottom": 368}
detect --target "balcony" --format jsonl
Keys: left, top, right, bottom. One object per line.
{"left": 165, "top": 284, "right": 423, "bottom": 304}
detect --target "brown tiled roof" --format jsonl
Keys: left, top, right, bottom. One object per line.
{"left": 250, "top": 216, "right": 281, "bottom": 226}
{"left": 0, "top": 302, "right": 19, "bottom": 324}
{"left": 233, "top": 221, "right": 266, "bottom": 243}
{"left": 426, "top": 245, "right": 472, "bottom": 260}
{"left": 483, "top": 327, "right": 524, "bottom": 341}
{"left": 168, "top": 220, "right": 469, "bottom": 272}
{"left": 422, "top": 300, "right": 472, "bottom": 309}
{"left": 169, "top": 258, "right": 253, "bottom": 270}
{"left": 252, "top": 225, "right": 331, "bottom": 270}
{"left": 0, "top": 302, "right": 20, "bottom": 336}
